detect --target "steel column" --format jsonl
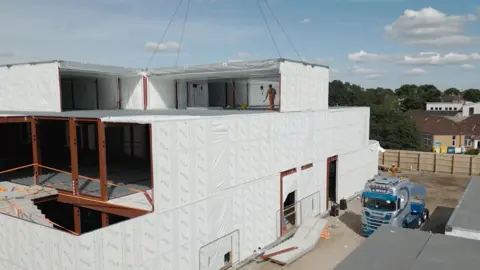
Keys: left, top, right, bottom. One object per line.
{"left": 73, "top": 205, "right": 81, "bottom": 234}
{"left": 101, "top": 212, "right": 109, "bottom": 227}
{"left": 30, "top": 118, "right": 40, "bottom": 185}
{"left": 69, "top": 119, "right": 79, "bottom": 195}
{"left": 97, "top": 121, "right": 107, "bottom": 201}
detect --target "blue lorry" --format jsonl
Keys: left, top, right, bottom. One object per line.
{"left": 361, "top": 175, "right": 429, "bottom": 237}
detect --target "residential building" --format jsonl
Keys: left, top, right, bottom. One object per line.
{"left": 0, "top": 59, "right": 380, "bottom": 270}
{"left": 409, "top": 111, "right": 480, "bottom": 151}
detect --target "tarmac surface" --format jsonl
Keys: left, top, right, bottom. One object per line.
{"left": 241, "top": 172, "right": 470, "bottom": 270}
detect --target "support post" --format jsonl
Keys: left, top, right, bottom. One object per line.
{"left": 69, "top": 119, "right": 79, "bottom": 195}
{"left": 470, "top": 156, "right": 474, "bottom": 175}
{"left": 97, "top": 121, "right": 107, "bottom": 201}
{"left": 73, "top": 205, "right": 81, "bottom": 234}
{"left": 148, "top": 124, "right": 154, "bottom": 211}
{"left": 451, "top": 154, "right": 455, "bottom": 174}
{"left": 397, "top": 151, "right": 401, "bottom": 168}
{"left": 30, "top": 117, "right": 40, "bottom": 185}
{"left": 175, "top": 80, "right": 179, "bottom": 109}
{"left": 417, "top": 153, "right": 421, "bottom": 171}
{"left": 117, "top": 77, "right": 122, "bottom": 109}
{"left": 433, "top": 153, "right": 437, "bottom": 173}
{"left": 142, "top": 76, "right": 148, "bottom": 110}
{"left": 101, "top": 212, "right": 109, "bottom": 227}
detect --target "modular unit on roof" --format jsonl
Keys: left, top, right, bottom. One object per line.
{"left": 0, "top": 58, "right": 329, "bottom": 114}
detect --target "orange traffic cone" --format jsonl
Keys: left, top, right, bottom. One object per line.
{"left": 320, "top": 227, "right": 331, "bottom": 239}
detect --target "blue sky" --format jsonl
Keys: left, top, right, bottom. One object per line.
{"left": 0, "top": 0, "right": 479, "bottom": 90}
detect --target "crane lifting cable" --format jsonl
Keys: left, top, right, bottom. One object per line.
{"left": 145, "top": 0, "right": 185, "bottom": 71}
{"left": 175, "top": 0, "right": 192, "bottom": 66}
{"left": 256, "top": 0, "right": 281, "bottom": 58}
{"left": 262, "top": 0, "right": 303, "bottom": 61}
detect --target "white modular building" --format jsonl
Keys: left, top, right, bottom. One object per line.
{"left": 0, "top": 59, "right": 380, "bottom": 270}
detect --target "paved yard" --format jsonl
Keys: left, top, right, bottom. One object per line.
{"left": 241, "top": 172, "right": 470, "bottom": 270}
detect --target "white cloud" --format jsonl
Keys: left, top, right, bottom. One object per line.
{"left": 348, "top": 50, "right": 480, "bottom": 66}
{"left": 145, "top": 41, "right": 181, "bottom": 53}
{"left": 385, "top": 7, "right": 479, "bottom": 46}
{"left": 407, "top": 68, "right": 427, "bottom": 75}
{"left": 348, "top": 50, "right": 395, "bottom": 62}
{"left": 461, "top": 64, "right": 475, "bottom": 70}
{"left": 331, "top": 68, "right": 339, "bottom": 73}
{"left": 301, "top": 18, "right": 311, "bottom": 23}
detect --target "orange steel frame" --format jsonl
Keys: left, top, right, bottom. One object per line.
{"left": 0, "top": 116, "right": 155, "bottom": 234}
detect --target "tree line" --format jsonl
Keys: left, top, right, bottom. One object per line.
{"left": 328, "top": 80, "right": 480, "bottom": 150}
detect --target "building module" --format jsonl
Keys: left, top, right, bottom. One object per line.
{"left": 0, "top": 58, "right": 380, "bottom": 270}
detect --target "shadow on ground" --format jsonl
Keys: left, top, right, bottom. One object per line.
{"left": 421, "top": 206, "right": 454, "bottom": 234}
{"left": 339, "top": 211, "right": 363, "bottom": 236}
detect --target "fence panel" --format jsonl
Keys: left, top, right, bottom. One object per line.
{"left": 379, "top": 149, "right": 479, "bottom": 175}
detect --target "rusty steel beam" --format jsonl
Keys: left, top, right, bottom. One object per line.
{"left": 97, "top": 120, "right": 107, "bottom": 201}
{"left": 57, "top": 192, "right": 150, "bottom": 218}
{"left": 30, "top": 118, "right": 40, "bottom": 185}
{"left": 73, "top": 205, "right": 81, "bottom": 234}
{"left": 0, "top": 116, "right": 29, "bottom": 123}
{"left": 69, "top": 119, "right": 79, "bottom": 195}
{"left": 101, "top": 212, "right": 109, "bottom": 227}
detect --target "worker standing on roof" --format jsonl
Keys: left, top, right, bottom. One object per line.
{"left": 263, "top": 84, "right": 277, "bottom": 111}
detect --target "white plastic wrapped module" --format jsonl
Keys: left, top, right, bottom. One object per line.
{"left": 279, "top": 61, "right": 329, "bottom": 112}
{"left": 0, "top": 62, "right": 61, "bottom": 111}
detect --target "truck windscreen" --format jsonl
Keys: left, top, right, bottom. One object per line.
{"left": 363, "top": 197, "right": 396, "bottom": 211}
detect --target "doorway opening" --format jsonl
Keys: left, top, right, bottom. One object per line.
{"left": 283, "top": 191, "right": 297, "bottom": 229}
{"left": 327, "top": 156, "right": 338, "bottom": 209}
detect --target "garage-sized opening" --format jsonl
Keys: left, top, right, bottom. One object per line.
{"left": 103, "top": 123, "right": 152, "bottom": 200}
{"left": 0, "top": 122, "right": 33, "bottom": 184}
{"left": 60, "top": 71, "right": 120, "bottom": 111}
{"left": 183, "top": 76, "right": 279, "bottom": 111}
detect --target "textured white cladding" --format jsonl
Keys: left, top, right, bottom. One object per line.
{"left": 0, "top": 107, "right": 377, "bottom": 270}
{"left": 0, "top": 62, "right": 61, "bottom": 111}
{"left": 279, "top": 61, "right": 329, "bottom": 112}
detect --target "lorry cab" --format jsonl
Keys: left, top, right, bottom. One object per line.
{"left": 361, "top": 176, "right": 428, "bottom": 236}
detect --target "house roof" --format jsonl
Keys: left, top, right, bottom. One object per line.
{"left": 408, "top": 111, "right": 480, "bottom": 136}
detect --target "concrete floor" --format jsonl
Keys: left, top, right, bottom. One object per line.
{"left": 241, "top": 171, "right": 470, "bottom": 270}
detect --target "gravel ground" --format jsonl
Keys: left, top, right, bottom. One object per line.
{"left": 241, "top": 172, "right": 470, "bottom": 270}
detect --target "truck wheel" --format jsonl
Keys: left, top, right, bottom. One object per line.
{"left": 422, "top": 209, "right": 430, "bottom": 222}
{"left": 416, "top": 217, "right": 423, "bottom": 228}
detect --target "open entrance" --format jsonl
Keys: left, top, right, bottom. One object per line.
{"left": 180, "top": 75, "right": 280, "bottom": 111}
{"left": 327, "top": 156, "right": 338, "bottom": 209}
{"left": 0, "top": 121, "right": 33, "bottom": 183}
{"left": 283, "top": 191, "right": 297, "bottom": 229}
{"left": 59, "top": 71, "right": 121, "bottom": 111}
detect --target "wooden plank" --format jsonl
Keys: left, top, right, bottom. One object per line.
{"left": 261, "top": 247, "right": 298, "bottom": 260}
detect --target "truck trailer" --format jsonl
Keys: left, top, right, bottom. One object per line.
{"left": 361, "top": 176, "right": 429, "bottom": 236}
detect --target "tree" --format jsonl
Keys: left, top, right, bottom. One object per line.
{"left": 444, "top": 88, "right": 460, "bottom": 97}
{"left": 329, "top": 81, "right": 423, "bottom": 150}
{"left": 370, "top": 105, "right": 422, "bottom": 150}
{"left": 395, "top": 84, "right": 441, "bottom": 111}
{"left": 462, "top": 89, "right": 480, "bottom": 102}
